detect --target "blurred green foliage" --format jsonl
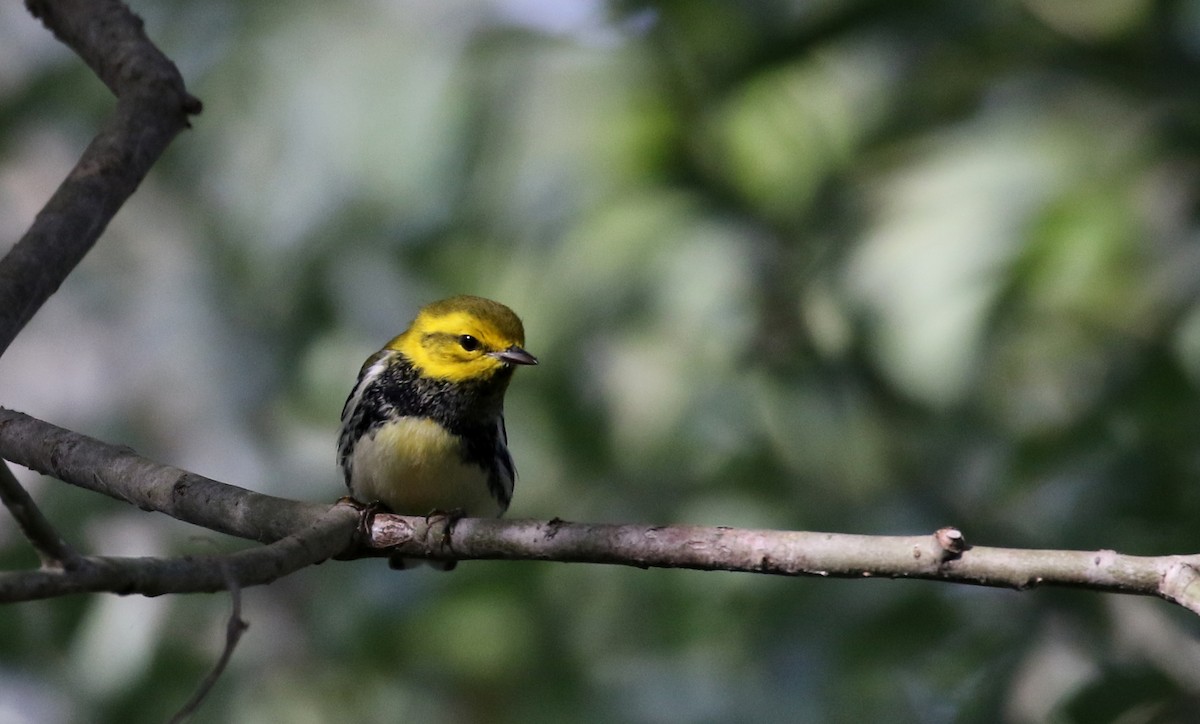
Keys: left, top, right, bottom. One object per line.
{"left": 3, "top": 0, "right": 1200, "bottom": 721}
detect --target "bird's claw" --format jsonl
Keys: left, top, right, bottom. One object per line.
{"left": 337, "top": 496, "right": 393, "bottom": 542}
{"left": 425, "top": 507, "right": 466, "bottom": 545}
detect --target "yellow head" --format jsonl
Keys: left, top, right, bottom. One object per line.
{"left": 387, "top": 295, "right": 537, "bottom": 383}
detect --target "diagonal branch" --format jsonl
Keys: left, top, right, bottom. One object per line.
{"left": 0, "top": 0, "right": 200, "bottom": 358}
{"left": 25, "top": 0, "right": 200, "bottom": 100}
{"left": 0, "top": 460, "right": 82, "bottom": 569}
{"left": 0, "top": 407, "right": 327, "bottom": 543}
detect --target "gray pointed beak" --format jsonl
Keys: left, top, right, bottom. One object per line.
{"left": 491, "top": 345, "right": 538, "bottom": 366}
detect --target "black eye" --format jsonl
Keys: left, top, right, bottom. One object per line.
{"left": 458, "top": 335, "right": 481, "bottom": 352}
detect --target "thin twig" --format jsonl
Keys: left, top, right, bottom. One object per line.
{"left": 169, "top": 561, "right": 249, "bottom": 724}
{"left": 0, "top": 460, "right": 82, "bottom": 569}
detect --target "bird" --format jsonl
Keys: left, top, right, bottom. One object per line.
{"left": 337, "top": 295, "right": 537, "bottom": 568}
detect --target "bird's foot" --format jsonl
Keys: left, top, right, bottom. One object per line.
{"left": 421, "top": 507, "right": 466, "bottom": 567}
{"left": 337, "top": 496, "right": 393, "bottom": 541}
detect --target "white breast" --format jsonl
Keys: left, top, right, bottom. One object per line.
{"left": 349, "top": 416, "right": 504, "bottom": 517}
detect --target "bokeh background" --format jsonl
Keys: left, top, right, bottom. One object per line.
{"left": 4, "top": 0, "right": 1200, "bottom": 721}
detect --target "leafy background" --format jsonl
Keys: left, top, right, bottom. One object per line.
{"left": 3, "top": 0, "right": 1200, "bottom": 722}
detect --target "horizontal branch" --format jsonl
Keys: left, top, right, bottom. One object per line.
{"left": 3, "top": 406, "right": 1200, "bottom": 617}
{"left": 0, "top": 505, "right": 357, "bottom": 602}
{"left": 363, "top": 513, "right": 1200, "bottom": 614}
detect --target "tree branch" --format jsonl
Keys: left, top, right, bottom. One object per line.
{"left": 0, "top": 460, "right": 83, "bottom": 569}
{"left": 0, "top": 0, "right": 200, "bottom": 358}
{"left": 169, "top": 561, "right": 249, "bottom": 724}
{"left": 362, "top": 514, "right": 1200, "bottom": 613}
{"left": 3, "top": 406, "right": 1200, "bottom": 615}
{"left": 0, "top": 504, "right": 358, "bottom": 602}
{"left": 0, "top": 407, "right": 327, "bottom": 543}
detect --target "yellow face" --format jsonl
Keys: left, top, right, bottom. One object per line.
{"left": 387, "top": 296, "right": 536, "bottom": 383}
